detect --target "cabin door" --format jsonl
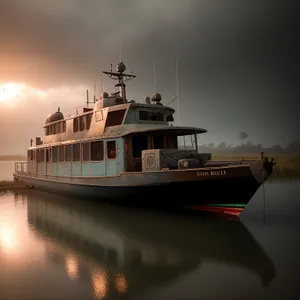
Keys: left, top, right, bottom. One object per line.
{"left": 105, "top": 139, "right": 119, "bottom": 176}
{"left": 132, "top": 135, "right": 148, "bottom": 171}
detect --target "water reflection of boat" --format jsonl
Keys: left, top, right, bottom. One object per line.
{"left": 23, "top": 190, "right": 276, "bottom": 297}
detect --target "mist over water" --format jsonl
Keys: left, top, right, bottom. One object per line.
{"left": 0, "top": 162, "right": 299, "bottom": 299}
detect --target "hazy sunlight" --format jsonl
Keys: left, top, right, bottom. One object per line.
{"left": 0, "top": 82, "right": 26, "bottom": 102}
{"left": 0, "top": 225, "right": 17, "bottom": 251}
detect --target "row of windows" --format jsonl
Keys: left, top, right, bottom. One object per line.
{"left": 28, "top": 140, "right": 117, "bottom": 163}
{"left": 73, "top": 113, "right": 93, "bottom": 133}
{"left": 44, "top": 109, "right": 173, "bottom": 137}
{"left": 139, "top": 110, "right": 174, "bottom": 122}
{"left": 45, "top": 113, "right": 93, "bottom": 136}
{"left": 45, "top": 121, "right": 67, "bottom": 136}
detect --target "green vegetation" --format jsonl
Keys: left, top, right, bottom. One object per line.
{"left": 213, "top": 153, "right": 300, "bottom": 178}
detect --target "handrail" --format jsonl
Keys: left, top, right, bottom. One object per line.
{"left": 14, "top": 161, "right": 27, "bottom": 173}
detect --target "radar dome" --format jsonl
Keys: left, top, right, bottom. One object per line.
{"left": 102, "top": 92, "right": 109, "bottom": 98}
{"left": 116, "top": 62, "right": 126, "bottom": 73}
{"left": 45, "top": 107, "right": 64, "bottom": 125}
{"left": 151, "top": 93, "right": 162, "bottom": 102}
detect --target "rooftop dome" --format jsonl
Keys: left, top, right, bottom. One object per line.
{"left": 45, "top": 107, "right": 64, "bottom": 125}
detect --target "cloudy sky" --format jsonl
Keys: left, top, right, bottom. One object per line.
{"left": 0, "top": 0, "right": 298, "bottom": 154}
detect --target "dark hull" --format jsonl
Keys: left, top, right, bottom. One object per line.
{"left": 14, "top": 159, "right": 273, "bottom": 216}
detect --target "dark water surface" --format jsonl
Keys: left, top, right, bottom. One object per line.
{"left": 0, "top": 162, "right": 299, "bottom": 299}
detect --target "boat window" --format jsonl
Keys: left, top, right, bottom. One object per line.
{"left": 86, "top": 113, "right": 92, "bottom": 130}
{"left": 46, "top": 148, "right": 51, "bottom": 162}
{"left": 36, "top": 150, "right": 40, "bottom": 163}
{"left": 57, "top": 122, "right": 61, "bottom": 134}
{"left": 41, "top": 149, "right": 45, "bottom": 162}
{"left": 139, "top": 110, "right": 148, "bottom": 120}
{"left": 132, "top": 135, "right": 148, "bottom": 158}
{"left": 139, "top": 110, "right": 164, "bottom": 121}
{"left": 79, "top": 116, "right": 85, "bottom": 131}
{"left": 52, "top": 146, "right": 58, "bottom": 162}
{"left": 105, "top": 109, "right": 126, "bottom": 127}
{"left": 153, "top": 135, "right": 164, "bottom": 149}
{"left": 28, "top": 150, "right": 33, "bottom": 161}
{"left": 166, "top": 114, "right": 174, "bottom": 122}
{"left": 73, "top": 118, "right": 79, "bottom": 133}
{"left": 149, "top": 112, "right": 164, "bottom": 121}
{"left": 91, "top": 141, "right": 104, "bottom": 161}
{"left": 33, "top": 150, "right": 36, "bottom": 161}
{"left": 166, "top": 134, "right": 178, "bottom": 149}
{"left": 107, "top": 141, "right": 116, "bottom": 159}
{"left": 73, "top": 144, "right": 80, "bottom": 162}
{"left": 82, "top": 142, "right": 90, "bottom": 161}
{"left": 45, "top": 127, "right": 49, "bottom": 136}
{"left": 62, "top": 121, "right": 66, "bottom": 132}
{"left": 59, "top": 146, "right": 65, "bottom": 162}
{"left": 66, "top": 145, "right": 72, "bottom": 162}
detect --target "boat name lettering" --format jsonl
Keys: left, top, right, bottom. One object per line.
{"left": 196, "top": 170, "right": 227, "bottom": 176}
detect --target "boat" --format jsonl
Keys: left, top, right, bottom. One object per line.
{"left": 20, "top": 189, "right": 276, "bottom": 296}
{"left": 13, "top": 61, "right": 276, "bottom": 217}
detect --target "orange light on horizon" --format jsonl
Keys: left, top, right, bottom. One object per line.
{"left": 0, "top": 225, "right": 17, "bottom": 252}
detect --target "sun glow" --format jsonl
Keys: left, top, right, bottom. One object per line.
{"left": 0, "top": 82, "right": 26, "bottom": 102}
{"left": 0, "top": 225, "right": 17, "bottom": 251}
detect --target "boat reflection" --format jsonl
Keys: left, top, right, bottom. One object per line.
{"left": 21, "top": 190, "right": 276, "bottom": 298}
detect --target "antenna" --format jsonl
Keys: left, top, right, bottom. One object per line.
{"left": 86, "top": 88, "right": 96, "bottom": 107}
{"left": 148, "top": 57, "right": 180, "bottom": 120}
{"left": 118, "top": 38, "right": 122, "bottom": 62}
{"left": 176, "top": 57, "right": 180, "bottom": 122}
{"left": 154, "top": 58, "right": 157, "bottom": 92}
{"left": 93, "top": 80, "right": 96, "bottom": 103}
{"left": 100, "top": 72, "right": 104, "bottom": 94}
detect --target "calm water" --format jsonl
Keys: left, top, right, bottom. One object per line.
{"left": 0, "top": 161, "right": 299, "bottom": 299}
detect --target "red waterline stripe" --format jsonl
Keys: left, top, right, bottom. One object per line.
{"left": 186, "top": 205, "right": 244, "bottom": 216}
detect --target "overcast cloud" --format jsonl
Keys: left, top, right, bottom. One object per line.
{"left": 0, "top": 0, "right": 298, "bottom": 154}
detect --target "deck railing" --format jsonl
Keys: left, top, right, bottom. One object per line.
{"left": 15, "top": 161, "right": 27, "bottom": 173}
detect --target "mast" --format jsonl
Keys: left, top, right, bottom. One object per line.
{"left": 103, "top": 62, "right": 136, "bottom": 103}
{"left": 176, "top": 57, "right": 180, "bottom": 122}
{"left": 154, "top": 58, "right": 157, "bottom": 92}
{"left": 93, "top": 80, "right": 96, "bottom": 103}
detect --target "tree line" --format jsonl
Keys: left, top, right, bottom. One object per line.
{"left": 196, "top": 140, "right": 300, "bottom": 154}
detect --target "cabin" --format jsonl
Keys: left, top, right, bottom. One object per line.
{"left": 26, "top": 62, "right": 208, "bottom": 178}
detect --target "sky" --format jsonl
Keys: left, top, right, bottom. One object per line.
{"left": 0, "top": 0, "right": 298, "bottom": 154}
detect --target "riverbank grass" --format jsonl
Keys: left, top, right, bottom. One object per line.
{"left": 213, "top": 154, "right": 300, "bottom": 178}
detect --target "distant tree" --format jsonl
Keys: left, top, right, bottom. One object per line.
{"left": 216, "top": 142, "right": 227, "bottom": 149}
